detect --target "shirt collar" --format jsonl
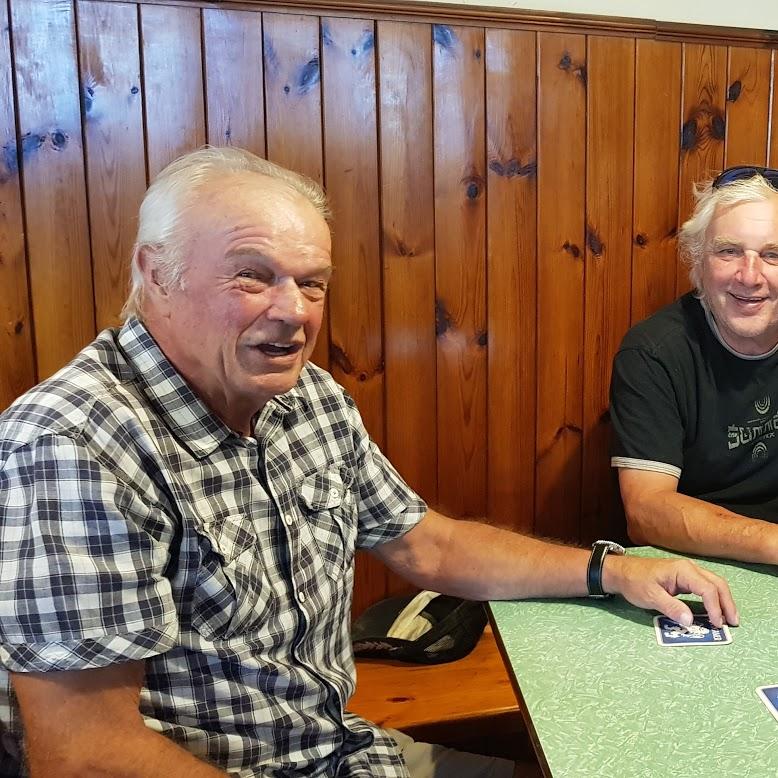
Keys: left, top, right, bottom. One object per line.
{"left": 117, "top": 318, "right": 303, "bottom": 458}
{"left": 699, "top": 297, "right": 778, "bottom": 361}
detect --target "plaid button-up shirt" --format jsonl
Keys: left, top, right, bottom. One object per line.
{"left": 0, "top": 318, "right": 426, "bottom": 777}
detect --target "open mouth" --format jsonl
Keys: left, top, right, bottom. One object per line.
{"left": 729, "top": 293, "right": 767, "bottom": 305}
{"left": 255, "top": 342, "right": 303, "bottom": 357}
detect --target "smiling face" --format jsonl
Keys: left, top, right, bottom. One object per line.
{"left": 700, "top": 197, "right": 778, "bottom": 356}
{"left": 141, "top": 173, "right": 332, "bottom": 434}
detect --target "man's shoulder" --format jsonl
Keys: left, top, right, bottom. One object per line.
{"left": 0, "top": 328, "right": 135, "bottom": 457}
{"left": 295, "top": 362, "right": 354, "bottom": 410}
{"left": 619, "top": 294, "right": 703, "bottom": 358}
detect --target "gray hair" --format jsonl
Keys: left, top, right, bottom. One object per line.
{"left": 679, "top": 173, "right": 778, "bottom": 294}
{"left": 121, "top": 146, "right": 330, "bottom": 320}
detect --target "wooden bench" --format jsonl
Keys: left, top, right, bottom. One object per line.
{"left": 349, "top": 625, "right": 538, "bottom": 765}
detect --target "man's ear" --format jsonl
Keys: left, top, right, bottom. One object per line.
{"left": 136, "top": 246, "right": 171, "bottom": 306}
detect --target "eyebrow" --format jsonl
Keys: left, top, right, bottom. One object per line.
{"left": 709, "top": 237, "right": 778, "bottom": 252}
{"left": 225, "top": 247, "right": 334, "bottom": 276}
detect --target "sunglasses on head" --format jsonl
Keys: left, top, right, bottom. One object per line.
{"left": 712, "top": 165, "right": 778, "bottom": 190}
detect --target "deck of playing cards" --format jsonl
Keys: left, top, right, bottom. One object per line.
{"left": 653, "top": 614, "right": 732, "bottom": 646}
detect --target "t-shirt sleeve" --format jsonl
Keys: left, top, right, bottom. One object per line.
{"left": 609, "top": 346, "right": 684, "bottom": 478}
{"left": 0, "top": 434, "right": 179, "bottom": 672}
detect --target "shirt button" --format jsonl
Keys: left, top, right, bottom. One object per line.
{"left": 298, "top": 590, "right": 306, "bottom": 603}
{"left": 284, "top": 513, "right": 294, "bottom": 526}
{"left": 329, "top": 488, "right": 340, "bottom": 498}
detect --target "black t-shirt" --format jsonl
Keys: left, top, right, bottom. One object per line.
{"left": 610, "top": 293, "right": 778, "bottom": 522}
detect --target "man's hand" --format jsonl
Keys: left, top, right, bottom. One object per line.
{"left": 602, "top": 554, "right": 739, "bottom": 629}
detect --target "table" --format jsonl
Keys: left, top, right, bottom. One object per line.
{"left": 489, "top": 547, "right": 778, "bottom": 777}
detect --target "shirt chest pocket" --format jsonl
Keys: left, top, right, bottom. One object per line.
{"left": 298, "top": 466, "right": 358, "bottom": 581}
{"left": 190, "top": 513, "right": 275, "bottom": 640}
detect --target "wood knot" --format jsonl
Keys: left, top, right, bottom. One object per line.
{"left": 435, "top": 298, "right": 453, "bottom": 336}
{"left": 130, "top": 85, "right": 139, "bottom": 95}
{"left": 634, "top": 233, "right": 648, "bottom": 247}
{"left": 476, "top": 330, "right": 487, "bottom": 347}
{"left": 681, "top": 118, "right": 698, "bottom": 151}
{"left": 474, "top": 48, "right": 482, "bottom": 61}
{"left": 13, "top": 320, "right": 23, "bottom": 335}
{"left": 433, "top": 25, "right": 456, "bottom": 50}
{"left": 51, "top": 130, "right": 68, "bottom": 150}
{"left": 396, "top": 239, "right": 415, "bottom": 258}
{"left": 562, "top": 241, "right": 581, "bottom": 258}
{"left": 727, "top": 80, "right": 742, "bottom": 102}
{"left": 711, "top": 113, "right": 726, "bottom": 140}
{"left": 298, "top": 57, "right": 320, "bottom": 94}
{"left": 586, "top": 226, "right": 604, "bottom": 257}
{"left": 462, "top": 173, "right": 484, "bottom": 201}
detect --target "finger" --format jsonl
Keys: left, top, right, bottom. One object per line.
{"left": 682, "top": 566, "right": 739, "bottom": 627}
{"left": 649, "top": 586, "right": 693, "bottom": 627}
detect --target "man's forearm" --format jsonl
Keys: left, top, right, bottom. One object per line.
{"left": 380, "top": 512, "right": 593, "bottom": 601}
{"left": 626, "top": 488, "right": 778, "bottom": 565}
{"left": 28, "top": 724, "right": 228, "bottom": 778}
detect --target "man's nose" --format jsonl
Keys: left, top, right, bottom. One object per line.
{"left": 737, "top": 251, "right": 764, "bottom": 286}
{"left": 268, "top": 278, "right": 307, "bottom": 322}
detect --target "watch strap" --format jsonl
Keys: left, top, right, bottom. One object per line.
{"left": 587, "top": 540, "right": 622, "bottom": 598}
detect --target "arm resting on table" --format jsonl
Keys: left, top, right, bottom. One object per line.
{"left": 619, "top": 468, "right": 778, "bottom": 566}
{"left": 373, "top": 509, "right": 738, "bottom": 627}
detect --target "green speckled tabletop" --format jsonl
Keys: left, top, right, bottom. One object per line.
{"left": 489, "top": 548, "right": 778, "bottom": 777}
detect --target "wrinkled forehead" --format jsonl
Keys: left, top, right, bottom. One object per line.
{"left": 707, "top": 197, "right": 778, "bottom": 239}
{"left": 186, "top": 172, "right": 331, "bottom": 244}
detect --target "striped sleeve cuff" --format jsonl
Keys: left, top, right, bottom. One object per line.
{"left": 610, "top": 457, "right": 681, "bottom": 478}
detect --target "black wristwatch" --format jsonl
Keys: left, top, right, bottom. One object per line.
{"left": 587, "top": 540, "right": 626, "bottom": 598}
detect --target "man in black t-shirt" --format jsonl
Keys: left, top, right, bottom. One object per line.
{"left": 611, "top": 166, "right": 778, "bottom": 565}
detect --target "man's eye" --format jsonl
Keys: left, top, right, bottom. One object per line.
{"left": 717, "top": 247, "right": 739, "bottom": 257}
{"left": 763, "top": 252, "right": 778, "bottom": 264}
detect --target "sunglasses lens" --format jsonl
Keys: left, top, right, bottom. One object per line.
{"left": 714, "top": 166, "right": 778, "bottom": 189}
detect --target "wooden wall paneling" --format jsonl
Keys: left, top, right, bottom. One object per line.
{"left": 676, "top": 43, "right": 726, "bottom": 296}
{"left": 378, "top": 21, "right": 437, "bottom": 504}
{"left": 631, "top": 40, "right": 681, "bottom": 326}
{"left": 203, "top": 8, "right": 265, "bottom": 156}
{"left": 535, "top": 32, "right": 586, "bottom": 541}
{"left": 262, "top": 12, "right": 329, "bottom": 370}
{"left": 770, "top": 52, "right": 778, "bottom": 167}
{"left": 140, "top": 4, "right": 206, "bottom": 179}
{"left": 11, "top": 0, "right": 95, "bottom": 379}
{"left": 432, "top": 24, "right": 487, "bottom": 519}
{"left": 724, "top": 46, "right": 771, "bottom": 167}
{"left": 321, "top": 17, "right": 384, "bottom": 445}
{"left": 485, "top": 28, "right": 537, "bottom": 532}
{"left": 77, "top": 0, "right": 146, "bottom": 330}
{"left": 581, "top": 36, "right": 635, "bottom": 544}
{"left": 0, "top": 0, "right": 35, "bottom": 409}
{"left": 320, "top": 17, "right": 385, "bottom": 616}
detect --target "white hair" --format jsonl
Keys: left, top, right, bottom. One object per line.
{"left": 679, "top": 174, "right": 778, "bottom": 295}
{"left": 121, "top": 146, "right": 330, "bottom": 320}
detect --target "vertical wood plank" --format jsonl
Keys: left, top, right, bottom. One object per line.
{"left": 0, "top": 0, "right": 35, "bottom": 408}
{"left": 321, "top": 18, "right": 383, "bottom": 446}
{"left": 485, "top": 28, "right": 536, "bottom": 532}
{"left": 11, "top": 0, "right": 95, "bottom": 379}
{"left": 78, "top": 0, "right": 146, "bottom": 330}
{"left": 724, "top": 46, "right": 771, "bottom": 168}
{"left": 770, "top": 52, "right": 778, "bottom": 167}
{"left": 581, "top": 36, "right": 635, "bottom": 544}
{"left": 379, "top": 21, "right": 437, "bottom": 505}
{"left": 677, "top": 44, "right": 726, "bottom": 295}
{"left": 141, "top": 5, "right": 205, "bottom": 179}
{"left": 632, "top": 40, "right": 681, "bottom": 325}
{"left": 263, "top": 12, "right": 328, "bottom": 370}
{"left": 203, "top": 8, "right": 265, "bottom": 156}
{"left": 433, "top": 24, "right": 487, "bottom": 519}
{"left": 535, "top": 32, "right": 586, "bottom": 541}
{"left": 321, "top": 18, "right": 384, "bottom": 617}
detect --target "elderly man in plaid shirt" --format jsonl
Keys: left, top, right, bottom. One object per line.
{"left": 0, "top": 148, "right": 738, "bottom": 778}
